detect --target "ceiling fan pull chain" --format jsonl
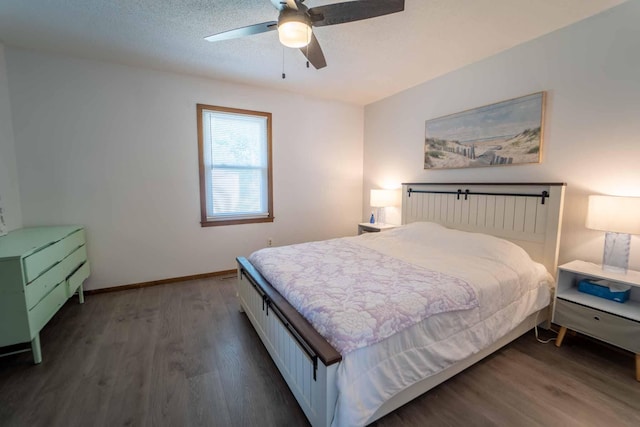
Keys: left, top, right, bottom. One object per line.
{"left": 282, "top": 46, "right": 286, "bottom": 79}
{"left": 306, "top": 28, "right": 310, "bottom": 68}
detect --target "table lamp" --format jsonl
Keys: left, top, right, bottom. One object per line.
{"left": 370, "top": 189, "right": 398, "bottom": 224}
{"left": 585, "top": 195, "right": 640, "bottom": 273}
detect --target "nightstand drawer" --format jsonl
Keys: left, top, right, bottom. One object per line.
{"left": 554, "top": 298, "right": 640, "bottom": 353}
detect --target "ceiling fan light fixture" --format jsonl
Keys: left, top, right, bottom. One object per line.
{"left": 278, "top": 17, "right": 311, "bottom": 48}
{"left": 204, "top": 0, "right": 405, "bottom": 70}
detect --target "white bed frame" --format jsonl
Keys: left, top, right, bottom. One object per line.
{"left": 236, "top": 182, "right": 566, "bottom": 427}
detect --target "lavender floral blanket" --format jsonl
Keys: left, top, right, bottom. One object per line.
{"left": 248, "top": 239, "right": 478, "bottom": 355}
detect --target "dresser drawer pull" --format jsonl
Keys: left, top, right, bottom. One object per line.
{"left": 594, "top": 316, "right": 600, "bottom": 321}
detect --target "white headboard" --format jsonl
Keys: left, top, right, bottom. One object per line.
{"left": 402, "top": 182, "right": 566, "bottom": 276}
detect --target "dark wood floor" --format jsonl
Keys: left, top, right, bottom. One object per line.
{"left": 1, "top": 277, "right": 639, "bottom": 427}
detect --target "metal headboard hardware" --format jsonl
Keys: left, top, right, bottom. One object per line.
{"left": 407, "top": 187, "right": 549, "bottom": 205}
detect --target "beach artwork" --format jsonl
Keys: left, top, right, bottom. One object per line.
{"left": 424, "top": 92, "right": 545, "bottom": 169}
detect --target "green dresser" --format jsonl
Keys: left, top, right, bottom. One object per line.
{"left": 0, "top": 226, "right": 90, "bottom": 363}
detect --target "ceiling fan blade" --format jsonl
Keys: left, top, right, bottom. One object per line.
{"left": 204, "top": 21, "right": 278, "bottom": 42}
{"left": 270, "top": 0, "right": 298, "bottom": 11}
{"left": 300, "top": 33, "right": 327, "bottom": 69}
{"left": 309, "top": 0, "right": 404, "bottom": 27}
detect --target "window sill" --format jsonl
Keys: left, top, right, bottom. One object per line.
{"left": 200, "top": 216, "right": 274, "bottom": 227}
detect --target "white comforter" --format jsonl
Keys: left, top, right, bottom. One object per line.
{"left": 330, "top": 222, "right": 553, "bottom": 426}
{"left": 249, "top": 238, "right": 479, "bottom": 355}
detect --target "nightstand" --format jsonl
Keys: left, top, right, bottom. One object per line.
{"left": 553, "top": 260, "right": 640, "bottom": 381}
{"left": 358, "top": 223, "right": 397, "bottom": 235}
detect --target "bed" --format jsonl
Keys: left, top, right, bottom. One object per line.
{"left": 236, "top": 182, "right": 565, "bottom": 427}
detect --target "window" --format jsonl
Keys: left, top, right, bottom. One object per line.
{"left": 197, "top": 104, "right": 273, "bottom": 226}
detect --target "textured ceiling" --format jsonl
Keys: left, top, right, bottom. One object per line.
{"left": 0, "top": 0, "right": 627, "bottom": 105}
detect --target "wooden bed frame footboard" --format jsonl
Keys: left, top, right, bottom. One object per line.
{"left": 236, "top": 257, "right": 341, "bottom": 427}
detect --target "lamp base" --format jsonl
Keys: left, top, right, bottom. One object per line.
{"left": 602, "top": 232, "right": 630, "bottom": 274}
{"left": 375, "top": 207, "right": 385, "bottom": 225}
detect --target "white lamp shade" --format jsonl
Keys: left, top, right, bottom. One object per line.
{"left": 370, "top": 189, "right": 399, "bottom": 208}
{"left": 586, "top": 195, "right": 640, "bottom": 234}
{"left": 278, "top": 20, "right": 311, "bottom": 48}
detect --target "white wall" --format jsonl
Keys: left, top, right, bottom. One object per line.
{"left": 6, "top": 49, "right": 364, "bottom": 289}
{"left": 364, "top": 1, "right": 640, "bottom": 270}
{"left": 0, "top": 44, "right": 22, "bottom": 231}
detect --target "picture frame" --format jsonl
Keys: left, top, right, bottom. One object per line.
{"left": 424, "top": 92, "right": 545, "bottom": 170}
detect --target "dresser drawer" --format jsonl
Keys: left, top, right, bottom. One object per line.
{"left": 67, "top": 261, "right": 90, "bottom": 298}
{"left": 23, "top": 239, "right": 66, "bottom": 283}
{"left": 554, "top": 298, "right": 640, "bottom": 353}
{"left": 24, "top": 245, "right": 88, "bottom": 309}
{"left": 62, "top": 229, "right": 85, "bottom": 257}
{"left": 62, "top": 245, "right": 87, "bottom": 278}
{"left": 22, "top": 229, "right": 85, "bottom": 283}
{"left": 25, "top": 261, "right": 66, "bottom": 310}
{"left": 28, "top": 280, "right": 67, "bottom": 337}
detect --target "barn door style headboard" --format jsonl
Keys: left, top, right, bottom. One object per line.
{"left": 402, "top": 182, "right": 566, "bottom": 276}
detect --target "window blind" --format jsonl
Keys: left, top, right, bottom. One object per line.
{"left": 202, "top": 110, "right": 269, "bottom": 220}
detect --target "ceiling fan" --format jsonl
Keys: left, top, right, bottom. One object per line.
{"left": 204, "top": 0, "right": 405, "bottom": 70}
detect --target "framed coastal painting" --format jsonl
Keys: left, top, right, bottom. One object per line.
{"left": 424, "top": 92, "right": 545, "bottom": 169}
